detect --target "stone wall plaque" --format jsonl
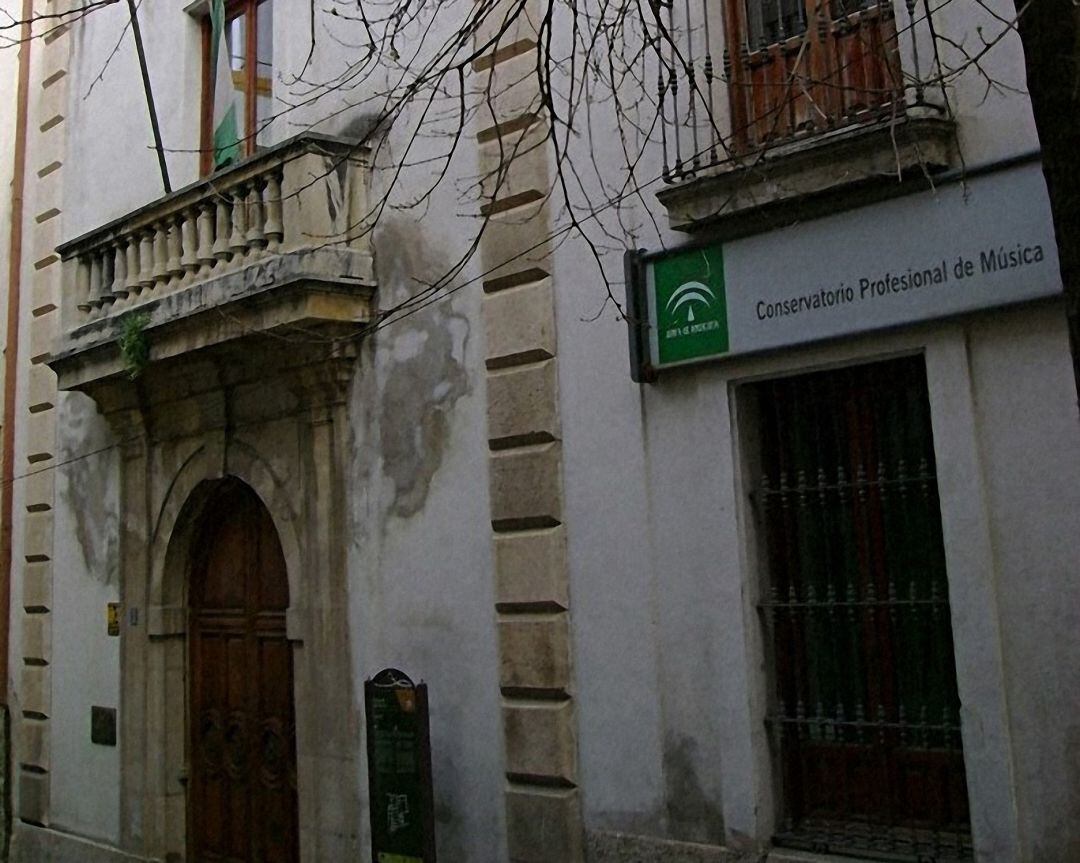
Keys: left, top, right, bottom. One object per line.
{"left": 365, "top": 668, "right": 436, "bottom": 863}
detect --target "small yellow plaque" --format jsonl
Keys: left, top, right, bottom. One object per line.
{"left": 107, "top": 602, "right": 120, "bottom": 637}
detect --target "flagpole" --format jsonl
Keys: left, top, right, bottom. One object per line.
{"left": 126, "top": 0, "right": 172, "bottom": 194}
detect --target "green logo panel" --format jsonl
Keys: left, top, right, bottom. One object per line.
{"left": 653, "top": 245, "right": 729, "bottom": 365}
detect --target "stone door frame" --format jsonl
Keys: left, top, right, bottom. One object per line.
{"left": 86, "top": 351, "right": 362, "bottom": 862}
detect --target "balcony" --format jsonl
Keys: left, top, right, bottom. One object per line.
{"left": 654, "top": 0, "right": 956, "bottom": 231}
{"left": 49, "top": 133, "right": 376, "bottom": 393}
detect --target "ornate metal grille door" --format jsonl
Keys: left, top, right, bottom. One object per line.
{"left": 189, "top": 480, "right": 299, "bottom": 863}
{"left": 753, "top": 357, "right": 972, "bottom": 861}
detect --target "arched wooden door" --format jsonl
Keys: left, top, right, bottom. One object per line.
{"left": 189, "top": 480, "right": 299, "bottom": 863}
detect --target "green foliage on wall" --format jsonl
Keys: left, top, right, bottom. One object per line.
{"left": 118, "top": 312, "right": 152, "bottom": 380}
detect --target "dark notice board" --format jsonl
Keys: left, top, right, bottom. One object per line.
{"left": 365, "top": 668, "right": 436, "bottom": 863}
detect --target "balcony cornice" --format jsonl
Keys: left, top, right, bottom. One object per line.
{"left": 656, "top": 113, "right": 958, "bottom": 236}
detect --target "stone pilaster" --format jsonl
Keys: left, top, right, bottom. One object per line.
{"left": 474, "top": 3, "right": 584, "bottom": 860}
{"left": 14, "top": 0, "right": 69, "bottom": 828}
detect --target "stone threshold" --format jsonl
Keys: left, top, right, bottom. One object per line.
{"left": 10, "top": 823, "right": 159, "bottom": 863}
{"left": 586, "top": 830, "right": 900, "bottom": 863}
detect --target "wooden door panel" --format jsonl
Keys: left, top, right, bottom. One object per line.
{"left": 190, "top": 481, "right": 299, "bottom": 863}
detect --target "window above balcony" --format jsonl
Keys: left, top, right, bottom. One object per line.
{"left": 49, "top": 134, "right": 375, "bottom": 395}
{"left": 655, "top": 0, "right": 957, "bottom": 232}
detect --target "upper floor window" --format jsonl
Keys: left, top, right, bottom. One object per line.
{"left": 201, "top": 0, "right": 274, "bottom": 174}
{"left": 725, "top": 0, "right": 901, "bottom": 149}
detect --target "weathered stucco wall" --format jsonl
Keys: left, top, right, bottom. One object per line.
{"left": 16, "top": 0, "right": 1079, "bottom": 860}
{"left": 49, "top": 391, "right": 121, "bottom": 841}
{"left": 965, "top": 304, "right": 1080, "bottom": 862}
{"left": 346, "top": 210, "right": 507, "bottom": 860}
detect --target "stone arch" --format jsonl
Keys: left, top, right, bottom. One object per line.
{"left": 147, "top": 440, "right": 304, "bottom": 640}
{"left": 141, "top": 443, "right": 309, "bottom": 860}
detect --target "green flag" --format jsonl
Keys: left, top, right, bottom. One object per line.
{"left": 210, "top": 0, "right": 240, "bottom": 169}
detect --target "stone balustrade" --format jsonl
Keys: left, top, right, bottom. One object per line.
{"left": 51, "top": 133, "right": 377, "bottom": 391}
{"left": 72, "top": 168, "right": 286, "bottom": 314}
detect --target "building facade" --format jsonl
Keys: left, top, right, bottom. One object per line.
{"left": 1, "top": 1, "right": 1078, "bottom": 862}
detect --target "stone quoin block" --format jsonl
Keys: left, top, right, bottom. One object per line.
{"left": 19, "top": 716, "right": 49, "bottom": 769}
{"left": 478, "top": 119, "right": 550, "bottom": 198}
{"left": 20, "top": 664, "right": 51, "bottom": 717}
{"left": 23, "top": 468, "right": 54, "bottom": 512}
{"left": 22, "top": 561, "right": 52, "bottom": 612}
{"left": 33, "top": 114, "right": 64, "bottom": 170}
{"left": 503, "top": 698, "right": 577, "bottom": 783}
{"left": 22, "top": 613, "right": 51, "bottom": 664}
{"left": 31, "top": 274, "right": 59, "bottom": 318}
{"left": 505, "top": 785, "right": 583, "bottom": 862}
{"left": 474, "top": 0, "right": 543, "bottom": 59}
{"left": 498, "top": 612, "right": 572, "bottom": 692}
{"left": 27, "top": 364, "right": 56, "bottom": 414}
{"left": 489, "top": 441, "right": 563, "bottom": 528}
{"left": 493, "top": 525, "right": 569, "bottom": 609}
{"left": 487, "top": 358, "right": 560, "bottom": 447}
{"left": 483, "top": 278, "right": 556, "bottom": 368}
{"left": 28, "top": 309, "right": 58, "bottom": 364}
{"left": 479, "top": 201, "right": 553, "bottom": 293}
{"left": 24, "top": 511, "right": 54, "bottom": 558}
{"left": 473, "top": 49, "right": 544, "bottom": 134}
{"left": 30, "top": 214, "right": 62, "bottom": 268}
{"left": 25, "top": 409, "right": 55, "bottom": 464}
{"left": 18, "top": 769, "right": 50, "bottom": 826}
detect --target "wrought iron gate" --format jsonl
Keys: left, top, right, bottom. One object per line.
{"left": 752, "top": 357, "right": 972, "bottom": 861}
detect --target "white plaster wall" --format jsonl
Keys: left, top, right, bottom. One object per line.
{"left": 558, "top": 262, "right": 1080, "bottom": 861}
{"left": 931, "top": 0, "right": 1042, "bottom": 165}
{"left": 49, "top": 392, "right": 121, "bottom": 840}
{"left": 289, "top": 0, "right": 509, "bottom": 855}
{"left": 965, "top": 303, "right": 1080, "bottom": 861}
{"left": 346, "top": 176, "right": 508, "bottom": 861}
{"left": 545, "top": 5, "right": 1076, "bottom": 857}
{"left": 64, "top": 1, "right": 203, "bottom": 237}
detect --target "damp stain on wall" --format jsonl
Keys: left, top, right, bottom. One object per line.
{"left": 56, "top": 393, "right": 118, "bottom": 585}
{"left": 360, "top": 219, "right": 473, "bottom": 522}
{"left": 663, "top": 733, "right": 726, "bottom": 845}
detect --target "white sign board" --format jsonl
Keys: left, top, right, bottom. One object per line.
{"left": 644, "top": 161, "right": 1062, "bottom": 370}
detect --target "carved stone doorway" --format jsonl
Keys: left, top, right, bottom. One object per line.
{"left": 188, "top": 479, "right": 299, "bottom": 863}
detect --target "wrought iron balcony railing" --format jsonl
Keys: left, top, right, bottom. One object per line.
{"left": 51, "top": 133, "right": 375, "bottom": 392}
{"left": 657, "top": 0, "right": 948, "bottom": 182}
